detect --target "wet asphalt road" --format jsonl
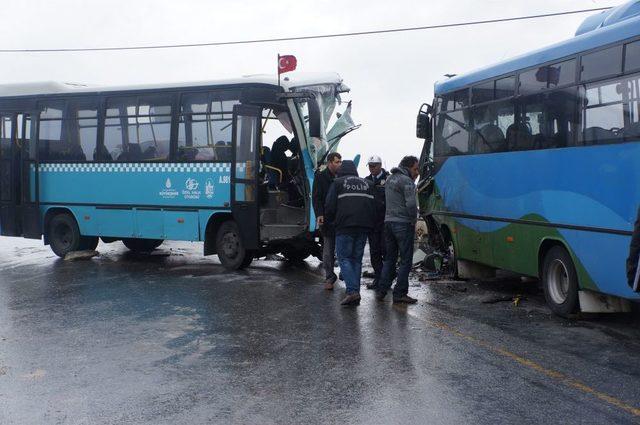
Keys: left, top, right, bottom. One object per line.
{"left": 1, "top": 239, "right": 640, "bottom": 424}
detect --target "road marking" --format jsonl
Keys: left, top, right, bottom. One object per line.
{"left": 399, "top": 307, "right": 640, "bottom": 418}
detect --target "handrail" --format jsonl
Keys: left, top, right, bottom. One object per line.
{"left": 264, "top": 165, "right": 283, "bottom": 183}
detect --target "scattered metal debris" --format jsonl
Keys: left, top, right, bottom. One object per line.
{"left": 64, "top": 250, "right": 99, "bottom": 261}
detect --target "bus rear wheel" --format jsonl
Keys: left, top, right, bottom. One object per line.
{"left": 49, "top": 213, "right": 92, "bottom": 258}
{"left": 216, "top": 221, "right": 252, "bottom": 270}
{"left": 541, "top": 246, "right": 579, "bottom": 317}
{"left": 122, "top": 238, "right": 163, "bottom": 253}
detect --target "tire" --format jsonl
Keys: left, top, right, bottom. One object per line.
{"left": 282, "top": 249, "right": 311, "bottom": 263}
{"left": 442, "top": 228, "right": 459, "bottom": 279}
{"left": 79, "top": 236, "right": 99, "bottom": 251}
{"left": 122, "top": 238, "right": 163, "bottom": 253}
{"left": 240, "top": 254, "right": 254, "bottom": 269}
{"left": 216, "top": 221, "right": 251, "bottom": 270}
{"left": 541, "top": 245, "right": 580, "bottom": 317}
{"left": 48, "top": 213, "right": 82, "bottom": 258}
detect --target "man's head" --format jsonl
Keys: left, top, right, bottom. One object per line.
{"left": 326, "top": 152, "right": 342, "bottom": 175}
{"left": 367, "top": 155, "right": 382, "bottom": 176}
{"left": 399, "top": 155, "right": 420, "bottom": 180}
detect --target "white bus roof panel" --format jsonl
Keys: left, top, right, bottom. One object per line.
{"left": 0, "top": 72, "right": 344, "bottom": 98}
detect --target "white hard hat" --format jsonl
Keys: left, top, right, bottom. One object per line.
{"left": 367, "top": 155, "right": 382, "bottom": 164}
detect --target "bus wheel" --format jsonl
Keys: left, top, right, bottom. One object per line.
{"left": 79, "top": 236, "right": 99, "bottom": 251}
{"left": 48, "top": 213, "right": 82, "bottom": 258}
{"left": 541, "top": 246, "right": 579, "bottom": 317}
{"left": 122, "top": 238, "right": 163, "bottom": 253}
{"left": 216, "top": 221, "right": 250, "bottom": 270}
{"left": 442, "top": 229, "right": 459, "bottom": 278}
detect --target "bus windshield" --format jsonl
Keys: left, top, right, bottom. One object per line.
{"left": 293, "top": 83, "right": 357, "bottom": 167}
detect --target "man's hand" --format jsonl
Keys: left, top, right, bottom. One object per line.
{"left": 317, "top": 216, "right": 324, "bottom": 226}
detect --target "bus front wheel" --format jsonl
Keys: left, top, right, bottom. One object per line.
{"left": 49, "top": 213, "right": 94, "bottom": 258}
{"left": 216, "top": 221, "right": 252, "bottom": 270}
{"left": 122, "top": 238, "right": 163, "bottom": 253}
{"left": 541, "top": 246, "right": 579, "bottom": 317}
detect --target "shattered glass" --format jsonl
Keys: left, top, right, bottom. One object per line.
{"left": 293, "top": 83, "right": 358, "bottom": 168}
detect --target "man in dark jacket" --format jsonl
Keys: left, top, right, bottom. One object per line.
{"left": 324, "top": 160, "right": 376, "bottom": 305}
{"left": 627, "top": 207, "right": 640, "bottom": 291}
{"left": 376, "top": 156, "right": 420, "bottom": 304}
{"left": 364, "top": 155, "right": 390, "bottom": 290}
{"left": 312, "top": 152, "right": 342, "bottom": 290}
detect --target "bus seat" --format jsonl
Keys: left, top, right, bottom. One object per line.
{"left": 142, "top": 146, "right": 158, "bottom": 160}
{"left": 215, "top": 140, "right": 232, "bottom": 161}
{"left": 94, "top": 144, "right": 112, "bottom": 161}
{"left": 583, "top": 127, "right": 621, "bottom": 145}
{"left": 623, "top": 122, "right": 640, "bottom": 139}
{"left": 118, "top": 143, "right": 142, "bottom": 161}
{"left": 506, "top": 123, "right": 533, "bottom": 151}
{"left": 477, "top": 124, "right": 506, "bottom": 153}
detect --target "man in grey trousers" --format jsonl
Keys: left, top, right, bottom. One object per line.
{"left": 376, "top": 155, "right": 420, "bottom": 304}
{"left": 312, "top": 152, "right": 343, "bottom": 290}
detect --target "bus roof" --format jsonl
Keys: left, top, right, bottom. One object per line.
{"left": 0, "top": 72, "right": 344, "bottom": 98}
{"left": 434, "top": 2, "right": 640, "bottom": 95}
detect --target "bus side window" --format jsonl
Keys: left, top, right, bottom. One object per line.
{"left": 177, "top": 90, "right": 239, "bottom": 162}
{"left": 434, "top": 110, "right": 470, "bottom": 156}
{"left": 38, "top": 101, "right": 87, "bottom": 162}
{"left": 68, "top": 99, "right": 98, "bottom": 162}
{"left": 580, "top": 80, "right": 625, "bottom": 145}
{"left": 625, "top": 76, "right": 640, "bottom": 140}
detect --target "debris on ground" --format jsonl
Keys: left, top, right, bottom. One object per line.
{"left": 447, "top": 285, "right": 468, "bottom": 293}
{"left": 480, "top": 294, "right": 526, "bottom": 305}
{"left": 480, "top": 295, "right": 514, "bottom": 304}
{"left": 64, "top": 250, "right": 99, "bottom": 261}
{"left": 416, "top": 271, "right": 443, "bottom": 281}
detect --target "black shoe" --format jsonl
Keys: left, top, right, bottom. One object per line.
{"left": 338, "top": 272, "right": 344, "bottom": 281}
{"left": 366, "top": 278, "right": 379, "bottom": 290}
{"left": 375, "top": 290, "right": 387, "bottom": 301}
{"left": 393, "top": 295, "right": 417, "bottom": 304}
{"left": 341, "top": 293, "right": 361, "bottom": 306}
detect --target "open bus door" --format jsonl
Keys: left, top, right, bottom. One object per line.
{"left": 231, "top": 105, "right": 261, "bottom": 250}
{"left": 0, "top": 112, "right": 40, "bottom": 239}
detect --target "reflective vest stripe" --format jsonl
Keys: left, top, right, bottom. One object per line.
{"left": 338, "top": 193, "right": 374, "bottom": 199}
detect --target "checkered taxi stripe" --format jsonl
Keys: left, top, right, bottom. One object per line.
{"left": 33, "top": 163, "right": 246, "bottom": 173}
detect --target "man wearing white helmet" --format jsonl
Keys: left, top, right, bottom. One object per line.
{"left": 364, "top": 155, "right": 390, "bottom": 290}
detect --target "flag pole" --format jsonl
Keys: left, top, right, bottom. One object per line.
{"left": 277, "top": 54, "right": 281, "bottom": 87}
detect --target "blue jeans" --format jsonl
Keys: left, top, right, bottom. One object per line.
{"left": 378, "top": 222, "right": 415, "bottom": 299}
{"left": 335, "top": 233, "right": 368, "bottom": 294}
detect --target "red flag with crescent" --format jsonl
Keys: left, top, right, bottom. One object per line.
{"left": 278, "top": 55, "right": 297, "bottom": 74}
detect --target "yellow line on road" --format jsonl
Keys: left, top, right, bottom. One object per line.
{"left": 400, "top": 307, "right": 640, "bottom": 418}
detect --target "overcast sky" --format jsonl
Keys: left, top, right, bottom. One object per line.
{"left": 0, "top": 0, "right": 624, "bottom": 174}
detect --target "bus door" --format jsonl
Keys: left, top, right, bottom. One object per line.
{"left": 0, "top": 112, "right": 40, "bottom": 238}
{"left": 231, "top": 105, "right": 261, "bottom": 249}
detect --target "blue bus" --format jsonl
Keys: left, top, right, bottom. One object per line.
{"left": 0, "top": 74, "right": 355, "bottom": 269}
{"left": 416, "top": 1, "right": 640, "bottom": 316}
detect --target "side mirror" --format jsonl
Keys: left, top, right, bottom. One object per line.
{"left": 416, "top": 103, "right": 433, "bottom": 141}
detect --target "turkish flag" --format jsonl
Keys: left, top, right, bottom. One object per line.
{"left": 278, "top": 55, "right": 297, "bottom": 74}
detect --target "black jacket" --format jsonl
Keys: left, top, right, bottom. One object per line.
{"left": 324, "top": 160, "right": 375, "bottom": 235}
{"left": 365, "top": 169, "right": 389, "bottom": 227}
{"left": 312, "top": 167, "right": 335, "bottom": 219}
{"left": 627, "top": 207, "right": 640, "bottom": 290}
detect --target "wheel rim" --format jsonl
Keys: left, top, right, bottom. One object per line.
{"left": 222, "top": 231, "right": 240, "bottom": 260}
{"left": 446, "top": 239, "right": 456, "bottom": 274}
{"left": 54, "top": 222, "right": 73, "bottom": 250}
{"left": 547, "top": 259, "right": 570, "bottom": 304}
